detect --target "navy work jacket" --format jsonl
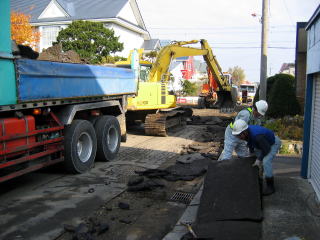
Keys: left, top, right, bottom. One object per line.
{"left": 247, "top": 125, "right": 275, "bottom": 150}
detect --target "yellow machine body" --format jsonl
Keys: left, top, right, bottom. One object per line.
{"left": 116, "top": 39, "right": 234, "bottom": 113}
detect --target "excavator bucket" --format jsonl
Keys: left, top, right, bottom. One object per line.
{"left": 214, "top": 91, "right": 235, "bottom": 111}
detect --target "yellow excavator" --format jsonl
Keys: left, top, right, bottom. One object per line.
{"left": 115, "top": 39, "right": 236, "bottom": 136}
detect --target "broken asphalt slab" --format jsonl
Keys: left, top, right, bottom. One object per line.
{"left": 197, "top": 158, "right": 262, "bottom": 222}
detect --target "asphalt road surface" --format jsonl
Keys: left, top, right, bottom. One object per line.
{"left": 0, "top": 109, "right": 228, "bottom": 240}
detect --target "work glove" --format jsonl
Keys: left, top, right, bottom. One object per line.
{"left": 252, "top": 159, "right": 262, "bottom": 168}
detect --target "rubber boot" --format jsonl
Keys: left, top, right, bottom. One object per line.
{"left": 263, "top": 177, "right": 275, "bottom": 196}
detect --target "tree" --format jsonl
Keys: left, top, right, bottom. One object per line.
{"left": 144, "top": 50, "right": 158, "bottom": 63}
{"left": 228, "top": 66, "right": 246, "bottom": 86}
{"left": 11, "top": 11, "right": 40, "bottom": 48}
{"left": 181, "top": 79, "right": 198, "bottom": 96}
{"left": 55, "top": 21, "right": 124, "bottom": 63}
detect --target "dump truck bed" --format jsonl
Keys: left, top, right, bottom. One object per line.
{"left": 0, "top": 59, "right": 137, "bottom": 107}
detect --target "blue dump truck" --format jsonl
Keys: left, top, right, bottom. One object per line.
{"left": 0, "top": 0, "right": 137, "bottom": 182}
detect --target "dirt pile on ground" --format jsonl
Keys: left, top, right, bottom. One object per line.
{"left": 188, "top": 115, "right": 231, "bottom": 127}
{"left": 38, "top": 43, "right": 85, "bottom": 63}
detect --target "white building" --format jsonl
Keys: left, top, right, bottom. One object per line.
{"left": 11, "top": 0, "right": 152, "bottom": 57}
{"left": 279, "top": 63, "right": 295, "bottom": 76}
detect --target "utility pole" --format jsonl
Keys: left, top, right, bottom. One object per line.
{"left": 259, "top": 0, "right": 269, "bottom": 100}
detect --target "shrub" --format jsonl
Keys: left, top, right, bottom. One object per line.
{"left": 268, "top": 74, "right": 300, "bottom": 118}
{"left": 181, "top": 79, "right": 198, "bottom": 96}
{"left": 101, "top": 55, "right": 126, "bottom": 64}
{"left": 279, "top": 144, "right": 290, "bottom": 154}
{"left": 264, "top": 115, "right": 304, "bottom": 141}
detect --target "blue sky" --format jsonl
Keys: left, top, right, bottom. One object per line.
{"left": 137, "top": 0, "right": 319, "bottom": 82}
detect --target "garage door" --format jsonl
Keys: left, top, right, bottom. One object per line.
{"left": 310, "top": 73, "right": 320, "bottom": 199}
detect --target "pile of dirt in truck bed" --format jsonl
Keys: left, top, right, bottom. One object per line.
{"left": 38, "top": 43, "right": 86, "bottom": 63}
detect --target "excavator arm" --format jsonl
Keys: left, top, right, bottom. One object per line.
{"left": 199, "top": 39, "right": 231, "bottom": 92}
{"left": 116, "top": 39, "right": 235, "bottom": 136}
{"left": 148, "top": 39, "right": 235, "bottom": 108}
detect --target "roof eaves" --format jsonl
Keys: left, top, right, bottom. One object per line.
{"left": 31, "top": 17, "right": 149, "bottom": 35}
{"left": 306, "top": 4, "right": 320, "bottom": 30}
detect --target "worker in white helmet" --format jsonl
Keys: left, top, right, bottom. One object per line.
{"left": 231, "top": 119, "right": 281, "bottom": 195}
{"left": 219, "top": 100, "right": 268, "bottom": 161}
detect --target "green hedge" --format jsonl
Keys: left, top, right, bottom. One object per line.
{"left": 254, "top": 74, "right": 300, "bottom": 118}
{"left": 268, "top": 74, "right": 300, "bottom": 117}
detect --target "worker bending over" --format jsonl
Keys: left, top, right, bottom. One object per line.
{"left": 219, "top": 100, "right": 268, "bottom": 161}
{"left": 231, "top": 119, "right": 281, "bottom": 195}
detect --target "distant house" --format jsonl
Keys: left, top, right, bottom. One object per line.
{"left": 160, "top": 39, "right": 171, "bottom": 47}
{"left": 176, "top": 56, "right": 196, "bottom": 80}
{"left": 279, "top": 63, "right": 295, "bottom": 76}
{"left": 168, "top": 56, "right": 197, "bottom": 92}
{"left": 11, "top": 0, "right": 152, "bottom": 57}
{"left": 141, "top": 39, "right": 161, "bottom": 53}
{"left": 168, "top": 61, "right": 184, "bottom": 92}
{"left": 301, "top": 4, "right": 320, "bottom": 201}
{"left": 193, "top": 60, "right": 209, "bottom": 81}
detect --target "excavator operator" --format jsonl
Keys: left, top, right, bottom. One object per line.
{"left": 218, "top": 100, "right": 268, "bottom": 161}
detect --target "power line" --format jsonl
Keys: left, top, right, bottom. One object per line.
{"left": 207, "top": 41, "right": 294, "bottom": 45}
{"left": 209, "top": 46, "right": 295, "bottom": 49}
{"left": 152, "top": 30, "right": 295, "bottom": 36}
{"left": 149, "top": 25, "right": 295, "bottom": 30}
{"left": 282, "top": 0, "right": 295, "bottom": 27}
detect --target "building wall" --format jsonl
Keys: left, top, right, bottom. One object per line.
{"left": 295, "top": 22, "right": 308, "bottom": 111}
{"left": 306, "top": 17, "right": 320, "bottom": 75}
{"left": 301, "top": 10, "right": 320, "bottom": 201}
{"left": 296, "top": 52, "right": 307, "bottom": 109}
{"left": 36, "top": 22, "right": 145, "bottom": 57}
{"left": 181, "top": 57, "right": 195, "bottom": 80}
{"left": 280, "top": 68, "right": 295, "bottom": 75}
{"left": 169, "top": 62, "right": 184, "bottom": 91}
{"left": 38, "top": 25, "right": 68, "bottom": 51}
{"left": 108, "top": 23, "right": 144, "bottom": 57}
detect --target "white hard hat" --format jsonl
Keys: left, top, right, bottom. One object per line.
{"left": 232, "top": 119, "right": 248, "bottom": 135}
{"left": 255, "top": 100, "right": 268, "bottom": 116}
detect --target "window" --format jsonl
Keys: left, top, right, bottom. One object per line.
{"left": 41, "top": 26, "right": 61, "bottom": 51}
{"left": 140, "top": 66, "right": 151, "bottom": 82}
{"left": 248, "top": 86, "right": 255, "bottom": 92}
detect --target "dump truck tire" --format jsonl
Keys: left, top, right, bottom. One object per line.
{"left": 64, "top": 120, "right": 97, "bottom": 173}
{"left": 95, "top": 116, "right": 121, "bottom": 161}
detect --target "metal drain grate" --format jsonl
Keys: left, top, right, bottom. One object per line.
{"left": 169, "top": 192, "right": 195, "bottom": 204}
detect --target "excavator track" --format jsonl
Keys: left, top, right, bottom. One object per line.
{"left": 144, "top": 109, "right": 191, "bottom": 136}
